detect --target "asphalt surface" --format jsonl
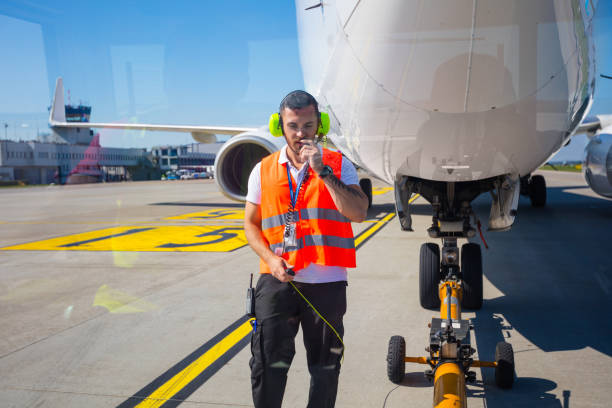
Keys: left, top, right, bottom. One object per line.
{"left": 0, "top": 170, "right": 610, "bottom": 407}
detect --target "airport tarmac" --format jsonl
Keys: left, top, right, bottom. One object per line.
{"left": 0, "top": 170, "right": 610, "bottom": 407}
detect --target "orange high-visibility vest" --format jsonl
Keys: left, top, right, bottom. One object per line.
{"left": 259, "top": 148, "right": 356, "bottom": 274}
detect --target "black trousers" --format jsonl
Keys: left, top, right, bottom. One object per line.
{"left": 250, "top": 274, "right": 347, "bottom": 408}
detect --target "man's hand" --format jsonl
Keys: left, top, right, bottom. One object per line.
{"left": 299, "top": 139, "right": 323, "bottom": 173}
{"left": 266, "top": 255, "right": 295, "bottom": 282}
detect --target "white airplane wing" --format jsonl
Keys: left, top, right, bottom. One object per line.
{"left": 49, "top": 78, "right": 257, "bottom": 143}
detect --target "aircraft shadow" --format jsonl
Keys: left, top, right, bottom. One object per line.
{"left": 367, "top": 203, "right": 432, "bottom": 218}
{"left": 468, "top": 185, "right": 612, "bottom": 406}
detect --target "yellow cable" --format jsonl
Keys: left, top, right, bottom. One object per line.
{"left": 288, "top": 281, "right": 345, "bottom": 364}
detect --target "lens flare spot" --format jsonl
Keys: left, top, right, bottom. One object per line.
{"left": 64, "top": 305, "right": 74, "bottom": 319}
{"left": 93, "top": 284, "right": 157, "bottom": 314}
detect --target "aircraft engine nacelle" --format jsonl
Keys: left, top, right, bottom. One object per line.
{"left": 214, "top": 130, "right": 285, "bottom": 202}
{"left": 583, "top": 131, "right": 612, "bottom": 198}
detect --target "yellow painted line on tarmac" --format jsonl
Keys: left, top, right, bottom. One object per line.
{"left": 372, "top": 187, "right": 394, "bottom": 195}
{"left": 354, "top": 212, "right": 396, "bottom": 249}
{"left": 1, "top": 225, "right": 247, "bottom": 252}
{"left": 120, "top": 317, "right": 255, "bottom": 408}
{"left": 354, "top": 194, "right": 419, "bottom": 249}
{"left": 165, "top": 208, "right": 245, "bottom": 220}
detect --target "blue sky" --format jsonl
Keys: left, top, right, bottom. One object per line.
{"left": 0, "top": 0, "right": 611, "bottom": 161}
{"left": 0, "top": 1, "right": 303, "bottom": 147}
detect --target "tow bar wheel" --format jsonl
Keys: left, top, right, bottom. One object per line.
{"left": 387, "top": 335, "right": 406, "bottom": 384}
{"left": 495, "top": 341, "right": 515, "bottom": 389}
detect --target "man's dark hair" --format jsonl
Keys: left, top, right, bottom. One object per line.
{"left": 279, "top": 90, "right": 320, "bottom": 118}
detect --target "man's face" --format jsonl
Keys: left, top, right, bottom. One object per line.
{"left": 280, "top": 104, "right": 319, "bottom": 155}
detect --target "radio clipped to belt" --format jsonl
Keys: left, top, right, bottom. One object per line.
{"left": 246, "top": 273, "right": 255, "bottom": 317}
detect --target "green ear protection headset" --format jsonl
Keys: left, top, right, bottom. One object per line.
{"left": 268, "top": 111, "right": 330, "bottom": 137}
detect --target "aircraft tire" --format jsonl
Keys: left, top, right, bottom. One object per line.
{"left": 419, "top": 243, "right": 440, "bottom": 309}
{"left": 360, "top": 178, "right": 373, "bottom": 208}
{"left": 387, "top": 335, "right": 406, "bottom": 384}
{"left": 529, "top": 175, "right": 546, "bottom": 207}
{"left": 461, "top": 243, "right": 483, "bottom": 310}
{"left": 495, "top": 341, "right": 515, "bottom": 389}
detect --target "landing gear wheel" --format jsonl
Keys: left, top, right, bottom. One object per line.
{"left": 360, "top": 178, "right": 373, "bottom": 208}
{"left": 387, "top": 335, "right": 406, "bottom": 384}
{"left": 529, "top": 175, "right": 546, "bottom": 207}
{"left": 419, "top": 243, "right": 441, "bottom": 309}
{"left": 461, "top": 243, "right": 483, "bottom": 309}
{"left": 495, "top": 341, "right": 515, "bottom": 389}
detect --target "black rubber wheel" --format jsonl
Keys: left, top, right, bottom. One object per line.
{"left": 359, "top": 178, "right": 373, "bottom": 208}
{"left": 495, "top": 341, "right": 515, "bottom": 389}
{"left": 461, "top": 243, "right": 483, "bottom": 310}
{"left": 529, "top": 175, "right": 546, "bottom": 207}
{"left": 387, "top": 335, "right": 405, "bottom": 384}
{"left": 419, "top": 243, "right": 441, "bottom": 309}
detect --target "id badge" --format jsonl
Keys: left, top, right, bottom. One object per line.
{"left": 283, "top": 222, "right": 298, "bottom": 252}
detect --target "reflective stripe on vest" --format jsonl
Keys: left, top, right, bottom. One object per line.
{"left": 259, "top": 148, "right": 356, "bottom": 273}
{"left": 261, "top": 208, "right": 350, "bottom": 230}
{"left": 269, "top": 234, "right": 356, "bottom": 252}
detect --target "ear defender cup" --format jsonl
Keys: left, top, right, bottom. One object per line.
{"left": 269, "top": 111, "right": 330, "bottom": 137}
{"left": 269, "top": 113, "right": 283, "bottom": 137}
{"left": 318, "top": 112, "right": 330, "bottom": 136}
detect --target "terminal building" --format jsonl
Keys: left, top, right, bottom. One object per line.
{"left": 0, "top": 104, "right": 156, "bottom": 184}
{"left": 151, "top": 142, "right": 223, "bottom": 174}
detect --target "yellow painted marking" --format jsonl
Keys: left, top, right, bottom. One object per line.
{"left": 1, "top": 226, "right": 247, "bottom": 252}
{"left": 354, "top": 212, "right": 395, "bottom": 247}
{"left": 93, "top": 284, "right": 157, "bottom": 314}
{"left": 409, "top": 193, "right": 420, "bottom": 204}
{"left": 165, "top": 209, "right": 245, "bottom": 220}
{"left": 135, "top": 318, "right": 254, "bottom": 408}
{"left": 372, "top": 187, "right": 393, "bottom": 196}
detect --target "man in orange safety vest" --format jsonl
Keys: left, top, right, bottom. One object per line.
{"left": 244, "top": 90, "right": 368, "bottom": 408}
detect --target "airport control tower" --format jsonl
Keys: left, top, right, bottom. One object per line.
{"left": 49, "top": 103, "right": 94, "bottom": 145}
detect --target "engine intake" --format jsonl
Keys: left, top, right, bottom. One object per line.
{"left": 583, "top": 133, "right": 612, "bottom": 198}
{"left": 214, "top": 132, "right": 284, "bottom": 202}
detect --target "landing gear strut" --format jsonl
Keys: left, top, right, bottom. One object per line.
{"left": 419, "top": 189, "right": 483, "bottom": 311}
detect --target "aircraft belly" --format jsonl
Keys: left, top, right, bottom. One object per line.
{"left": 311, "top": 0, "right": 594, "bottom": 183}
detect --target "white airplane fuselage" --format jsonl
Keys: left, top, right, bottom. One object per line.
{"left": 296, "top": 0, "right": 596, "bottom": 184}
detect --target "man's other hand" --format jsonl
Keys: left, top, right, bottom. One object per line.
{"left": 267, "top": 256, "right": 295, "bottom": 282}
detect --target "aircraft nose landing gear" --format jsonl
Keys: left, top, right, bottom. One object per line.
{"left": 390, "top": 176, "right": 517, "bottom": 405}
{"left": 387, "top": 209, "right": 514, "bottom": 405}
